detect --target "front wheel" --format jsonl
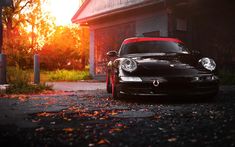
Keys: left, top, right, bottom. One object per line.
{"left": 112, "top": 83, "right": 118, "bottom": 99}
{"left": 112, "top": 84, "right": 124, "bottom": 99}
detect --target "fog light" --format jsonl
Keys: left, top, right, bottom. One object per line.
{"left": 206, "top": 76, "right": 212, "bottom": 80}
{"left": 212, "top": 75, "right": 218, "bottom": 80}
{"left": 194, "top": 77, "right": 199, "bottom": 81}
{"left": 120, "top": 77, "right": 142, "bottom": 82}
{"left": 204, "top": 75, "right": 218, "bottom": 81}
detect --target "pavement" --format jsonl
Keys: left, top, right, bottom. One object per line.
{"left": 0, "top": 82, "right": 234, "bottom": 147}
{"left": 46, "top": 81, "right": 106, "bottom": 91}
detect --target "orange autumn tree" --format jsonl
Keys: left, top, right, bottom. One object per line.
{"left": 26, "top": 0, "right": 56, "bottom": 53}
{"left": 40, "top": 25, "right": 89, "bottom": 70}
{"left": 3, "top": 0, "right": 33, "bottom": 68}
{"left": 2, "top": 0, "right": 55, "bottom": 68}
{"left": 2, "top": 0, "right": 89, "bottom": 70}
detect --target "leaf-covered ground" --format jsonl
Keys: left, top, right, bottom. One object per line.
{"left": 0, "top": 87, "right": 235, "bottom": 147}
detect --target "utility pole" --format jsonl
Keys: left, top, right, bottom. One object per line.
{"left": 0, "top": 0, "right": 13, "bottom": 84}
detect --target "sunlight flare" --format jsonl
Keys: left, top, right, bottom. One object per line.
{"left": 44, "top": 0, "right": 79, "bottom": 26}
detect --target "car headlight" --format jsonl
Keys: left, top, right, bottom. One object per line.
{"left": 121, "top": 58, "right": 137, "bottom": 72}
{"left": 199, "top": 57, "right": 216, "bottom": 71}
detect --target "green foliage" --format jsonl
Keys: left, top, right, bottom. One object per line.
{"left": 7, "top": 66, "right": 30, "bottom": 87}
{"left": 6, "top": 66, "right": 52, "bottom": 94}
{"left": 47, "top": 70, "right": 92, "bottom": 81}
{"left": 219, "top": 70, "right": 235, "bottom": 85}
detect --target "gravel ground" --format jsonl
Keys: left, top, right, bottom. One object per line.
{"left": 0, "top": 86, "right": 234, "bottom": 147}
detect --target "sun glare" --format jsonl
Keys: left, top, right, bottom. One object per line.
{"left": 44, "top": 0, "right": 79, "bottom": 26}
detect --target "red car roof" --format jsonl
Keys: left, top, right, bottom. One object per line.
{"left": 123, "top": 37, "right": 183, "bottom": 44}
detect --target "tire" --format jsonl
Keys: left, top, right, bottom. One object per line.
{"left": 112, "top": 83, "right": 118, "bottom": 99}
{"left": 112, "top": 84, "right": 123, "bottom": 99}
{"left": 106, "top": 73, "right": 112, "bottom": 93}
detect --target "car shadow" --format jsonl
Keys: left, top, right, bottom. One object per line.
{"left": 117, "top": 95, "right": 217, "bottom": 105}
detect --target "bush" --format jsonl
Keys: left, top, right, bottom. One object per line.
{"left": 48, "top": 70, "right": 92, "bottom": 81}
{"left": 7, "top": 66, "right": 52, "bottom": 94}
{"left": 7, "top": 66, "right": 30, "bottom": 87}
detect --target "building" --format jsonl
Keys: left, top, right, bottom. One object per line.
{"left": 72, "top": 0, "right": 235, "bottom": 78}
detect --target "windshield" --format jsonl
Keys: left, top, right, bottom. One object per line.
{"left": 119, "top": 41, "right": 189, "bottom": 56}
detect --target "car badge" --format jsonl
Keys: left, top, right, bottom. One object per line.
{"left": 153, "top": 80, "right": 160, "bottom": 87}
{"left": 170, "top": 64, "right": 175, "bottom": 67}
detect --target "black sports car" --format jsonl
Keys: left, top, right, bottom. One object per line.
{"left": 106, "top": 37, "right": 219, "bottom": 99}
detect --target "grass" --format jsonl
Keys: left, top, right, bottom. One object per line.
{"left": 219, "top": 70, "right": 235, "bottom": 85}
{"left": 7, "top": 83, "right": 52, "bottom": 94}
{"left": 6, "top": 67, "right": 52, "bottom": 94}
{"left": 28, "top": 70, "right": 92, "bottom": 82}
{"left": 47, "top": 70, "right": 92, "bottom": 81}
{"left": 5, "top": 68, "right": 91, "bottom": 94}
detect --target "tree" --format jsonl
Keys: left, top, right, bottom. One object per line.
{"left": 2, "top": 0, "right": 31, "bottom": 38}
{"left": 2, "top": 0, "right": 89, "bottom": 70}
{"left": 2, "top": 0, "right": 32, "bottom": 67}
{"left": 2, "top": 0, "right": 55, "bottom": 68}
{"left": 25, "top": 0, "right": 55, "bottom": 53}
{"left": 40, "top": 25, "right": 89, "bottom": 70}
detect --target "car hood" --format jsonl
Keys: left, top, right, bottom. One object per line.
{"left": 123, "top": 53, "right": 208, "bottom": 76}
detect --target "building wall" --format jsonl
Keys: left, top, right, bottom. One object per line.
{"left": 136, "top": 11, "right": 168, "bottom": 37}
{"left": 89, "top": 10, "right": 168, "bottom": 76}
{"left": 89, "top": 30, "right": 95, "bottom": 76}
{"left": 94, "top": 22, "right": 135, "bottom": 75}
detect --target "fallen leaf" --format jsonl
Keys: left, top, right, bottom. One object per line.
{"left": 32, "top": 119, "right": 41, "bottom": 123}
{"left": 18, "top": 95, "right": 28, "bottom": 102}
{"left": 168, "top": 137, "right": 177, "bottom": 142}
{"left": 63, "top": 117, "right": 72, "bottom": 121}
{"left": 50, "top": 121, "right": 56, "bottom": 125}
{"left": 63, "top": 128, "right": 74, "bottom": 132}
{"left": 35, "top": 127, "right": 44, "bottom": 132}
{"left": 116, "top": 123, "right": 124, "bottom": 127}
{"left": 94, "top": 111, "right": 99, "bottom": 116}
{"left": 110, "top": 110, "right": 118, "bottom": 116}
{"left": 88, "top": 143, "right": 95, "bottom": 147}
{"left": 109, "top": 128, "right": 122, "bottom": 134}
{"left": 158, "top": 127, "right": 165, "bottom": 131}
{"left": 97, "top": 139, "right": 110, "bottom": 144}
{"left": 154, "top": 115, "right": 161, "bottom": 119}
{"left": 37, "top": 112, "right": 55, "bottom": 117}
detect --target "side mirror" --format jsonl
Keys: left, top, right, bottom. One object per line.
{"left": 107, "top": 51, "right": 117, "bottom": 57}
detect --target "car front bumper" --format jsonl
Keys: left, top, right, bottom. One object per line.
{"left": 117, "top": 75, "right": 219, "bottom": 97}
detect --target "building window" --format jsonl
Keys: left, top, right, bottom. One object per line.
{"left": 176, "top": 18, "right": 187, "bottom": 31}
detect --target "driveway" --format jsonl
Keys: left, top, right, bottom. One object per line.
{"left": 47, "top": 81, "right": 106, "bottom": 91}
{"left": 0, "top": 83, "right": 234, "bottom": 147}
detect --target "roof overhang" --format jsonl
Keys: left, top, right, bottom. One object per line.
{"left": 72, "top": 0, "right": 164, "bottom": 25}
